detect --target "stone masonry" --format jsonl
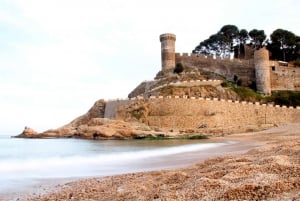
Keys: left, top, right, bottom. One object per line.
{"left": 112, "top": 96, "right": 300, "bottom": 133}
{"left": 160, "top": 33, "right": 300, "bottom": 94}
{"left": 254, "top": 48, "right": 271, "bottom": 95}
{"left": 160, "top": 33, "right": 176, "bottom": 71}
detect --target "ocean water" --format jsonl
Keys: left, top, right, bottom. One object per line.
{"left": 0, "top": 135, "right": 241, "bottom": 195}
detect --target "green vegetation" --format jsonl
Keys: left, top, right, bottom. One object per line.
{"left": 133, "top": 134, "right": 208, "bottom": 140}
{"left": 222, "top": 81, "right": 263, "bottom": 101}
{"left": 173, "top": 63, "right": 184, "bottom": 74}
{"left": 231, "top": 85, "right": 262, "bottom": 100}
{"left": 222, "top": 81, "right": 300, "bottom": 106}
{"left": 193, "top": 24, "right": 266, "bottom": 58}
{"left": 266, "top": 91, "right": 300, "bottom": 107}
{"left": 268, "top": 29, "right": 300, "bottom": 61}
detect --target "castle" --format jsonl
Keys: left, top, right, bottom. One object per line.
{"left": 26, "top": 33, "right": 300, "bottom": 138}
{"left": 160, "top": 33, "right": 300, "bottom": 95}
{"left": 116, "top": 33, "right": 300, "bottom": 133}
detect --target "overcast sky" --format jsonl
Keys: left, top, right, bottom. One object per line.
{"left": 1, "top": 0, "right": 299, "bottom": 134}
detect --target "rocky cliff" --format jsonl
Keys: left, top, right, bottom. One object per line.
{"left": 18, "top": 99, "right": 170, "bottom": 139}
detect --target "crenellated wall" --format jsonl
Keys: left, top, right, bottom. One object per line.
{"left": 163, "top": 33, "right": 300, "bottom": 94}
{"left": 175, "top": 53, "right": 255, "bottom": 86}
{"left": 145, "top": 97, "right": 300, "bottom": 132}
{"left": 106, "top": 96, "right": 300, "bottom": 133}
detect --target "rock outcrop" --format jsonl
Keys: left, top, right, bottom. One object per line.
{"left": 32, "top": 118, "right": 159, "bottom": 140}
{"left": 16, "top": 99, "right": 166, "bottom": 139}
{"left": 68, "top": 99, "right": 106, "bottom": 127}
{"left": 17, "top": 127, "right": 39, "bottom": 138}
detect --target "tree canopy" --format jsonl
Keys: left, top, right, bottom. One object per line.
{"left": 267, "top": 29, "right": 300, "bottom": 61}
{"left": 193, "top": 25, "right": 239, "bottom": 58}
{"left": 193, "top": 25, "right": 300, "bottom": 63}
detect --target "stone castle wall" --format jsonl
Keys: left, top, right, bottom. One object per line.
{"left": 146, "top": 97, "right": 300, "bottom": 132}
{"left": 162, "top": 33, "right": 300, "bottom": 93}
{"left": 175, "top": 53, "right": 255, "bottom": 86}
{"left": 271, "top": 63, "right": 300, "bottom": 91}
{"left": 106, "top": 96, "right": 300, "bottom": 133}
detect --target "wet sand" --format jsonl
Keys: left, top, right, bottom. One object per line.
{"left": 3, "top": 124, "right": 300, "bottom": 201}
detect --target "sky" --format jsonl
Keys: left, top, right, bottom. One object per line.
{"left": 1, "top": 0, "right": 300, "bottom": 134}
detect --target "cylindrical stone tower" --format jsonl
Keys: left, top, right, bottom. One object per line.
{"left": 254, "top": 48, "right": 271, "bottom": 95}
{"left": 160, "top": 33, "right": 176, "bottom": 70}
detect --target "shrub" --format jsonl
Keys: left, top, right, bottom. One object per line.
{"left": 173, "top": 63, "right": 184, "bottom": 74}
{"left": 267, "top": 91, "right": 300, "bottom": 107}
{"left": 294, "top": 58, "right": 300, "bottom": 67}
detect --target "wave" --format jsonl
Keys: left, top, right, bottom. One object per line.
{"left": 0, "top": 142, "right": 231, "bottom": 179}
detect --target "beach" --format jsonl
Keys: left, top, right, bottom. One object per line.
{"left": 4, "top": 124, "right": 300, "bottom": 201}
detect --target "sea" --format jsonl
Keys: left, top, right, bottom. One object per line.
{"left": 0, "top": 134, "right": 252, "bottom": 197}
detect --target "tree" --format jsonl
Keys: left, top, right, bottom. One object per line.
{"left": 239, "top": 29, "right": 250, "bottom": 44}
{"left": 173, "top": 63, "right": 184, "bottom": 74}
{"left": 236, "top": 29, "right": 249, "bottom": 58}
{"left": 267, "top": 29, "right": 299, "bottom": 61}
{"left": 193, "top": 25, "right": 300, "bottom": 63}
{"left": 249, "top": 29, "right": 266, "bottom": 49}
{"left": 193, "top": 25, "right": 239, "bottom": 58}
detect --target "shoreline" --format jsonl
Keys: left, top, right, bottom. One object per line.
{"left": 2, "top": 139, "right": 259, "bottom": 201}
{"left": 3, "top": 124, "right": 300, "bottom": 200}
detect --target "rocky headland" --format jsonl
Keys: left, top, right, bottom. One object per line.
{"left": 17, "top": 100, "right": 167, "bottom": 140}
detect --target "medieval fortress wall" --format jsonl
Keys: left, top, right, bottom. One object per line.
{"left": 105, "top": 96, "right": 300, "bottom": 131}
{"left": 271, "top": 64, "right": 300, "bottom": 91}
{"left": 175, "top": 53, "right": 256, "bottom": 86}
{"left": 146, "top": 97, "right": 300, "bottom": 130}
{"left": 160, "top": 33, "right": 300, "bottom": 92}
{"left": 104, "top": 33, "right": 300, "bottom": 131}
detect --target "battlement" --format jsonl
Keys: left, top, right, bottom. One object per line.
{"left": 124, "top": 95, "right": 300, "bottom": 110}
{"left": 175, "top": 52, "right": 252, "bottom": 65}
{"left": 160, "top": 33, "right": 300, "bottom": 94}
{"left": 106, "top": 95, "right": 300, "bottom": 133}
{"left": 105, "top": 95, "right": 300, "bottom": 111}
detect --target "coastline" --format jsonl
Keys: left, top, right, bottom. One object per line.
{"left": 4, "top": 124, "right": 300, "bottom": 200}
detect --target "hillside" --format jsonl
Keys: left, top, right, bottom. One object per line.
{"left": 129, "top": 67, "right": 240, "bottom": 100}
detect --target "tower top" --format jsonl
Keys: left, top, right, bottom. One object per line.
{"left": 160, "top": 33, "right": 176, "bottom": 42}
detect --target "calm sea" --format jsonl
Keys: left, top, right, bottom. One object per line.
{"left": 0, "top": 135, "right": 242, "bottom": 196}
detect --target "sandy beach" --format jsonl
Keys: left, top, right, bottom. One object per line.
{"left": 4, "top": 124, "right": 300, "bottom": 201}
